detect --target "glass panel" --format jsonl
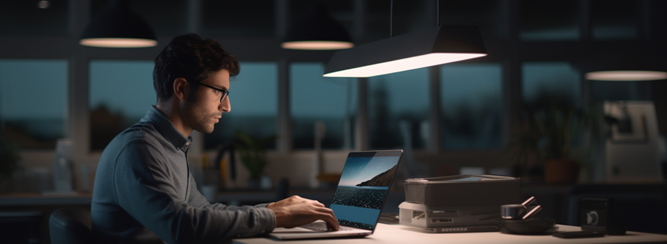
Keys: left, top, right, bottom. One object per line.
{"left": 205, "top": 62, "right": 278, "bottom": 150}
{"left": 289, "top": 0, "right": 354, "bottom": 39}
{"left": 366, "top": 0, "right": 431, "bottom": 40}
{"left": 440, "top": 63, "right": 502, "bottom": 149}
{"left": 291, "top": 63, "right": 357, "bottom": 149}
{"left": 522, "top": 62, "right": 580, "bottom": 108}
{"left": 89, "top": 60, "right": 156, "bottom": 151}
{"left": 591, "top": 0, "right": 639, "bottom": 40}
{"left": 439, "top": 0, "right": 502, "bottom": 40}
{"left": 201, "top": 0, "right": 274, "bottom": 37}
{"left": 92, "top": 0, "right": 188, "bottom": 36}
{"left": 591, "top": 81, "right": 651, "bottom": 102}
{"left": 519, "top": 0, "right": 580, "bottom": 41}
{"left": 365, "top": 0, "right": 390, "bottom": 39}
{"left": 0, "top": 59, "right": 68, "bottom": 149}
{"left": 0, "top": 0, "right": 69, "bottom": 35}
{"left": 368, "top": 69, "right": 429, "bottom": 150}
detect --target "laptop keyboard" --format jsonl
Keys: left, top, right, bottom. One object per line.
{"left": 300, "top": 222, "right": 356, "bottom": 232}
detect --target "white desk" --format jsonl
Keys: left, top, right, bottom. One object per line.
{"left": 233, "top": 224, "right": 667, "bottom": 244}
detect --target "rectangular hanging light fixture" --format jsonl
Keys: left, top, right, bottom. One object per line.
{"left": 323, "top": 25, "right": 487, "bottom": 78}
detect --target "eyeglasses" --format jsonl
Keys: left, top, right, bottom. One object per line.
{"left": 191, "top": 81, "right": 229, "bottom": 103}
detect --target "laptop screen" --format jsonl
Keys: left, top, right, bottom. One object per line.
{"left": 329, "top": 150, "right": 402, "bottom": 230}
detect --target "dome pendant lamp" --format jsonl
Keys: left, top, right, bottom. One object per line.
{"left": 80, "top": 0, "right": 157, "bottom": 48}
{"left": 282, "top": 3, "right": 353, "bottom": 50}
{"left": 586, "top": 71, "right": 667, "bottom": 81}
{"left": 324, "top": 0, "right": 486, "bottom": 78}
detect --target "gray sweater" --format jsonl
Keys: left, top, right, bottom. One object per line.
{"left": 91, "top": 106, "right": 275, "bottom": 244}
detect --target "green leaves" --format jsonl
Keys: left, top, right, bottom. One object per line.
{"left": 511, "top": 102, "right": 601, "bottom": 168}
{"left": 233, "top": 131, "right": 277, "bottom": 180}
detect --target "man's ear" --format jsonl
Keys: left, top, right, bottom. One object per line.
{"left": 173, "top": 77, "right": 188, "bottom": 101}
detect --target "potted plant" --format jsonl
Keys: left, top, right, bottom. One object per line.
{"left": 510, "top": 92, "right": 601, "bottom": 184}
{"left": 0, "top": 132, "right": 21, "bottom": 191}
{"left": 233, "top": 131, "right": 277, "bottom": 189}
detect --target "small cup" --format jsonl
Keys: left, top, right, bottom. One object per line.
{"left": 501, "top": 204, "right": 527, "bottom": 220}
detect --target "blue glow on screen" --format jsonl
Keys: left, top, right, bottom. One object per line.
{"left": 331, "top": 155, "right": 400, "bottom": 229}
{"left": 338, "top": 156, "right": 399, "bottom": 186}
{"left": 330, "top": 204, "right": 381, "bottom": 225}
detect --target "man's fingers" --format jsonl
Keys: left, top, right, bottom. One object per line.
{"left": 321, "top": 213, "right": 339, "bottom": 231}
{"left": 316, "top": 208, "right": 338, "bottom": 231}
{"left": 326, "top": 222, "right": 339, "bottom": 231}
{"left": 320, "top": 207, "right": 335, "bottom": 217}
{"left": 271, "top": 196, "right": 340, "bottom": 230}
{"left": 313, "top": 205, "right": 335, "bottom": 219}
{"left": 313, "top": 202, "right": 325, "bottom": 208}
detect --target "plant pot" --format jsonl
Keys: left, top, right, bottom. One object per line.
{"left": 544, "top": 159, "right": 580, "bottom": 184}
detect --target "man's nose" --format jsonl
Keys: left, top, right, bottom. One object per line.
{"left": 220, "top": 96, "right": 231, "bottom": 113}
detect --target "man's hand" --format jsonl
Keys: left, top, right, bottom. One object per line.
{"left": 266, "top": 195, "right": 339, "bottom": 231}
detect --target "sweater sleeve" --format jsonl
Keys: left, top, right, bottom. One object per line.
{"left": 113, "top": 140, "right": 275, "bottom": 244}
{"left": 186, "top": 170, "right": 273, "bottom": 211}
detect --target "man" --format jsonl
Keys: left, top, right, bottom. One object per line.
{"left": 91, "top": 33, "right": 338, "bottom": 244}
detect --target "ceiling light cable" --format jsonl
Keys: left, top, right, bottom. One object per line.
{"left": 436, "top": 0, "right": 440, "bottom": 26}
{"left": 390, "top": 0, "right": 393, "bottom": 38}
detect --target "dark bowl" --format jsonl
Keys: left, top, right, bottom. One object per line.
{"left": 500, "top": 219, "right": 556, "bottom": 235}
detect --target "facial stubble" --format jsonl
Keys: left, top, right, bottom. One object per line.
{"left": 182, "top": 95, "right": 220, "bottom": 134}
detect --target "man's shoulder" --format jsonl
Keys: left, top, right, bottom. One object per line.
{"left": 116, "top": 121, "right": 164, "bottom": 144}
{"left": 99, "top": 121, "right": 168, "bottom": 160}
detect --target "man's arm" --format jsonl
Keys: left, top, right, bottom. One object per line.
{"left": 114, "top": 140, "right": 275, "bottom": 244}
{"left": 266, "top": 195, "right": 339, "bottom": 230}
{"left": 186, "top": 174, "right": 270, "bottom": 211}
{"left": 186, "top": 175, "right": 338, "bottom": 230}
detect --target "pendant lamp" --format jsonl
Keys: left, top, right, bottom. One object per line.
{"left": 323, "top": 1, "right": 486, "bottom": 78}
{"left": 586, "top": 71, "right": 667, "bottom": 81}
{"left": 282, "top": 3, "right": 353, "bottom": 50}
{"left": 581, "top": 61, "right": 667, "bottom": 81}
{"left": 80, "top": 0, "right": 157, "bottom": 48}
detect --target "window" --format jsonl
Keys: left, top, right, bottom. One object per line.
{"left": 368, "top": 68, "right": 429, "bottom": 150}
{"left": 591, "top": 0, "right": 639, "bottom": 40}
{"left": 290, "top": 0, "right": 354, "bottom": 39}
{"left": 89, "top": 60, "right": 156, "bottom": 151}
{"left": 440, "top": 0, "right": 502, "bottom": 39}
{"left": 291, "top": 63, "right": 356, "bottom": 149}
{"left": 201, "top": 0, "right": 274, "bottom": 37}
{"left": 92, "top": 0, "right": 188, "bottom": 36}
{"left": 366, "top": 0, "right": 431, "bottom": 39}
{"left": 520, "top": 0, "right": 580, "bottom": 41}
{"left": 591, "top": 81, "right": 651, "bottom": 102}
{"left": 0, "top": 0, "right": 69, "bottom": 35}
{"left": 522, "top": 62, "right": 580, "bottom": 108}
{"left": 0, "top": 59, "right": 68, "bottom": 149}
{"left": 205, "top": 62, "right": 278, "bottom": 149}
{"left": 441, "top": 63, "right": 502, "bottom": 149}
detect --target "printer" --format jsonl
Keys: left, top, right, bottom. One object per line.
{"left": 399, "top": 175, "right": 521, "bottom": 232}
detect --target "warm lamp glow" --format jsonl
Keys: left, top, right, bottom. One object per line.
{"left": 586, "top": 70, "right": 667, "bottom": 81}
{"left": 80, "top": 38, "right": 157, "bottom": 48}
{"left": 282, "top": 41, "right": 353, "bottom": 50}
{"left": 324, "top": 53, "right": 487, "bottom": 77}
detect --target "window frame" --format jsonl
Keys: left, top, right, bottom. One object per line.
{"left": 0, "top": 0, "right": 661, "bottom": 189}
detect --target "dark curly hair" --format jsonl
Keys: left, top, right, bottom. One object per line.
{"left": 153, "top": 33, "right": 240, "bottom": 102}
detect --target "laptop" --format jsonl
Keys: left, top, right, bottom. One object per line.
{"left": 269, "top": 150, "right": 403, "bottom": 240}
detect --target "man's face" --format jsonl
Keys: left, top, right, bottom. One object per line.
{"left": 182, "top": 69, "right": 231, "bottom": 134}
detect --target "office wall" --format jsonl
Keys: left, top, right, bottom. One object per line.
{"left": 1, "top": 0, "right": 667, "bottom": 192}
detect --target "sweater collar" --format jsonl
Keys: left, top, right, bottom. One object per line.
{"left": 143, "top": 105, "right": 192, "bottom": 152}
